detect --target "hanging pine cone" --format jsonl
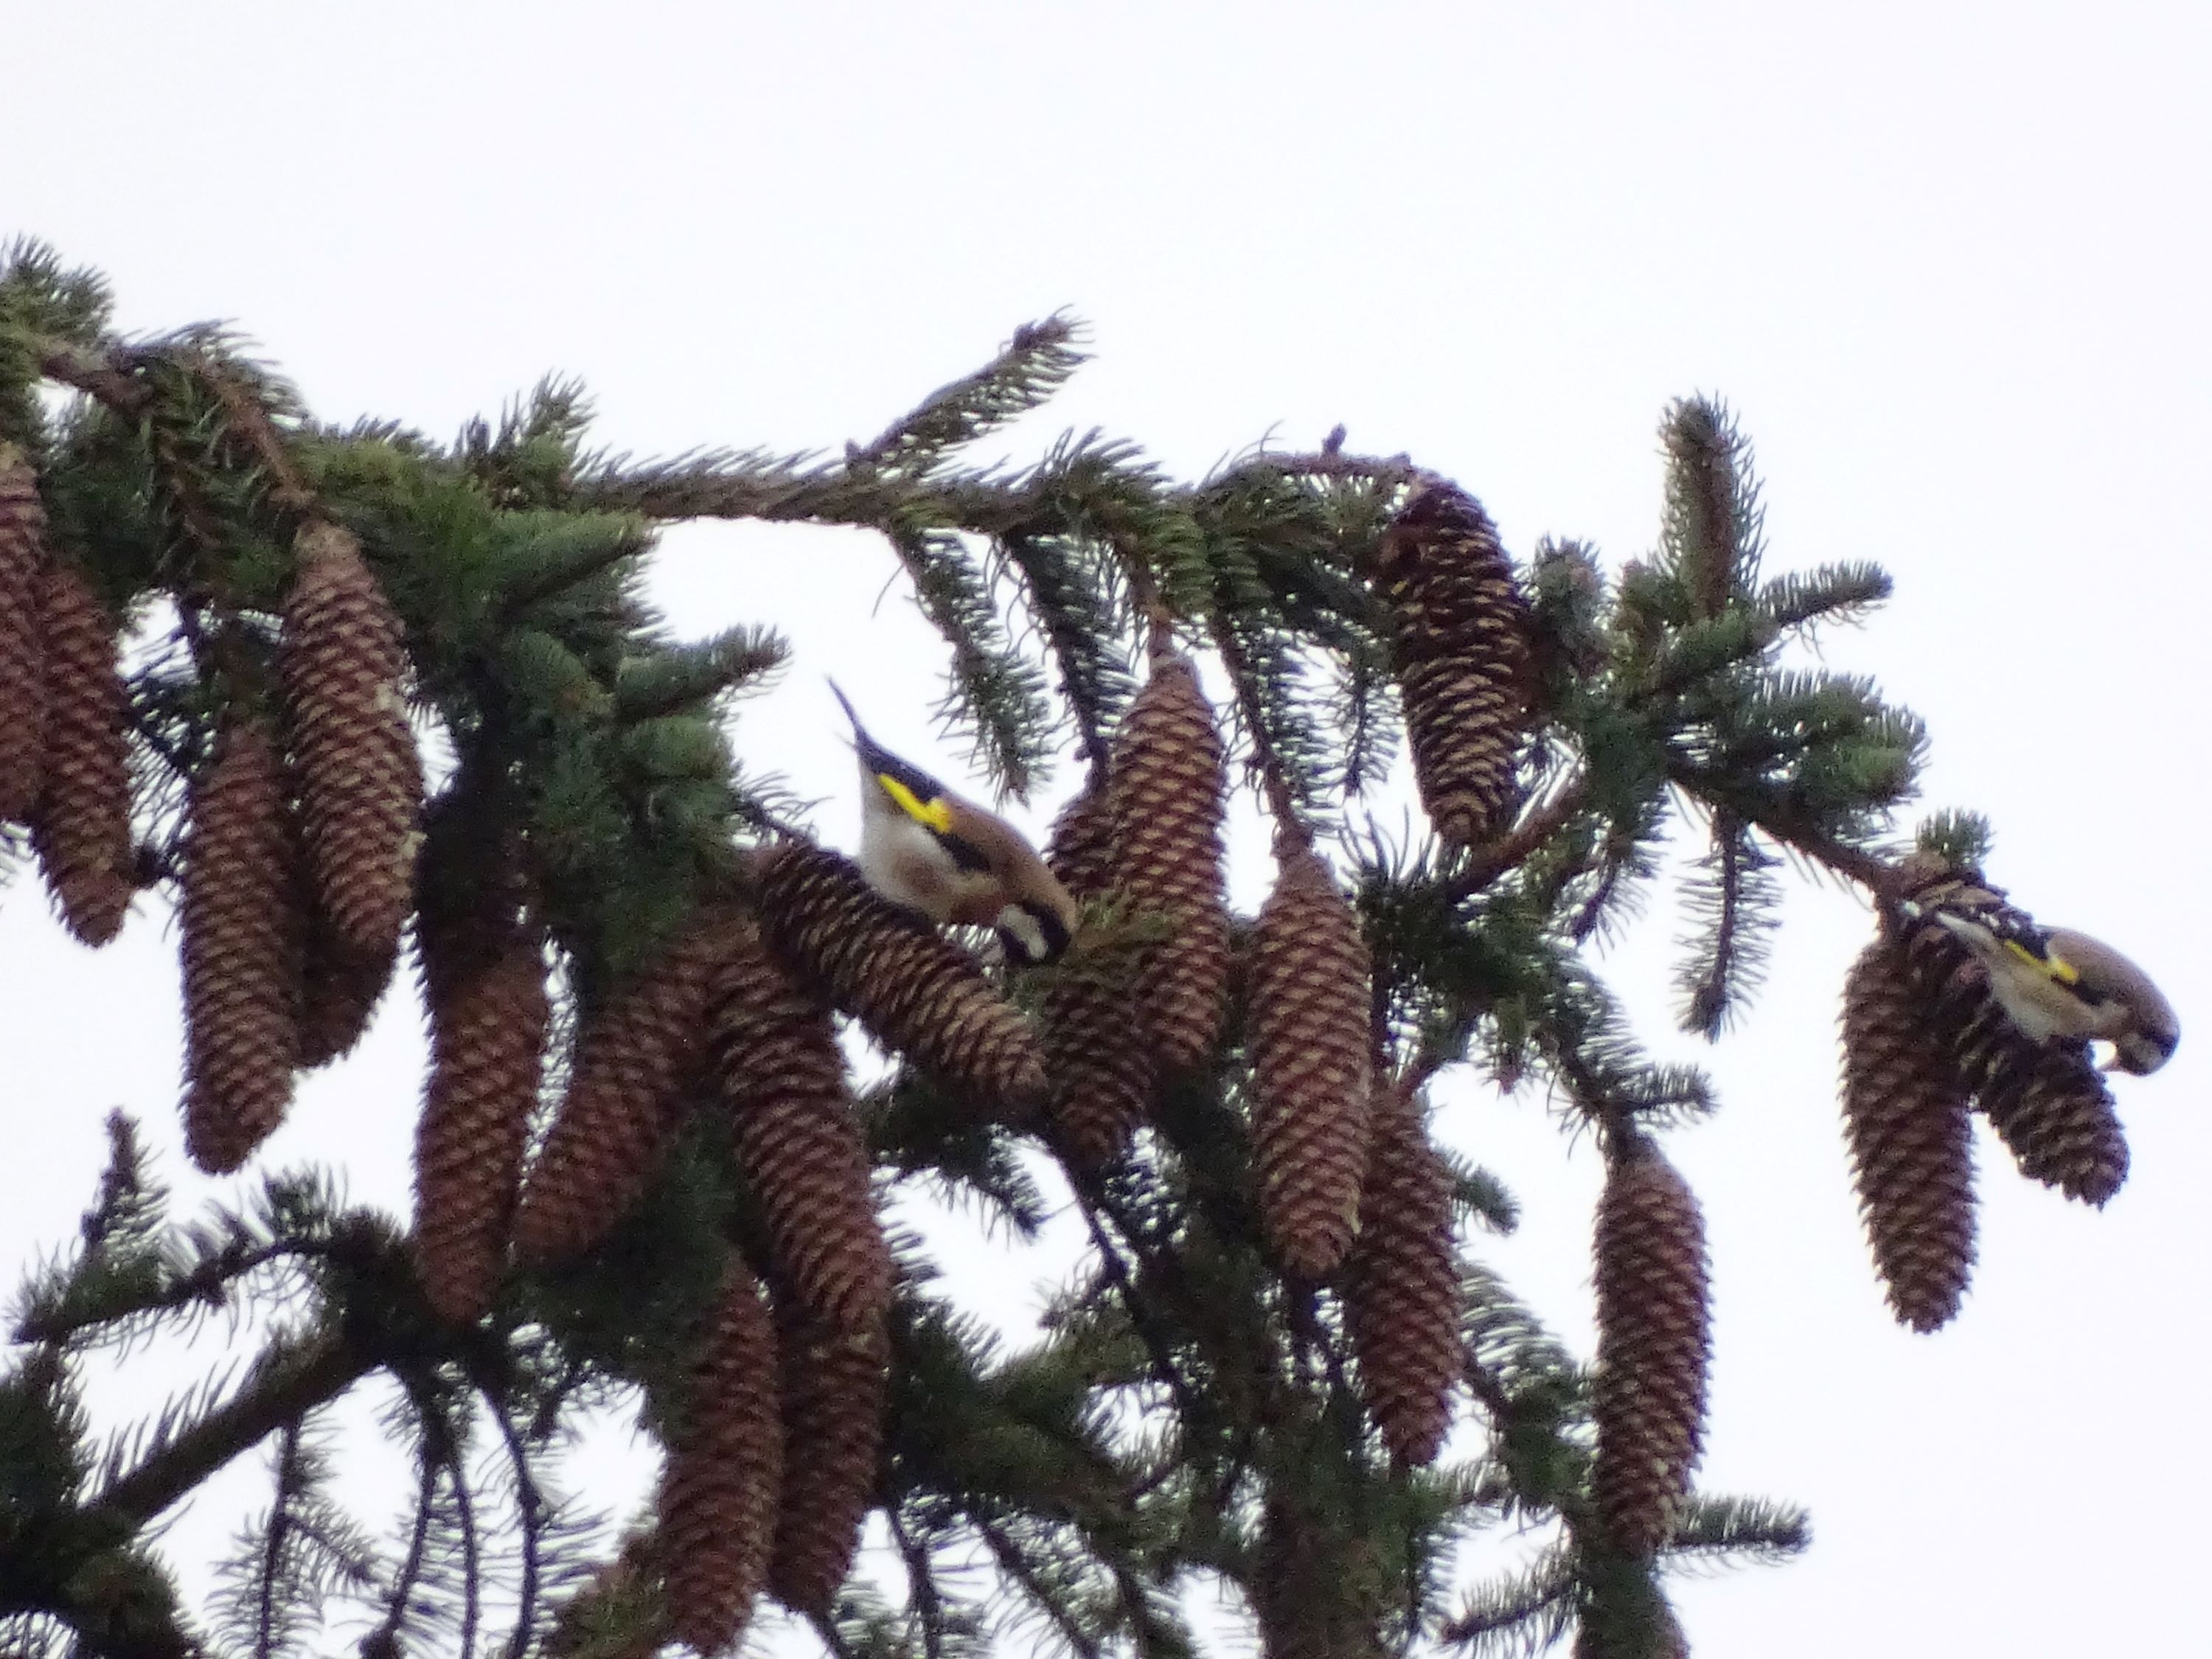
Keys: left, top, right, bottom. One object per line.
{"left": 1374, "top": 483, "right": 1534, "bottom": 849}
{"left": 1040, "top": 786, "right": 1152, "bottom": 1166}
{"left": 180, "top": 721, "right": 302, "bottom": 1174}
{"left": 1588, "top": 1134, "right": 1710, "bottom": 1556}
{"left": 658, "top": 1257, "right": 782, "bottom": 1655}
{"left": 1974, "top": 1034, "right": 2129, "bottom": 1206}
{"left": 767, "top": 1299, "right": 888, "bottom": 1617}
{"left": 1108, "top": 652, "right": 1231, "bottom": 1074}
{"left": 1839, "top": 934, "right": 1978, "bottom": 1332}
{"left": 1893, "top": 869, "right": 2129, "bottom": 1206}
{"left": 754, "top": 840, "right": 1047, "bottom": 1115}
{"left": 294, "top": 910, "right": 396, "bottom": 1071}
{"left": 411, "top": 827, "right": 549, "bottom": 1325}
{"left": 1247, "top": 844, "right": 1373, "bottom": 1279}
{"left": 1346, "top": 1080, "right": 1461, "bottom": 1465}
{"left": 1248, "top": 1498, "right": 1391, "bottom": 1659}
{"left": 711, "top": 926, "right": 891, "bottom": 1336}
{"left": 413, "top": 939, "right": 546, "bottom": 1324}
{"left": 512, "top": 911, "right": 739, "bottom": 1265}
{"left": 0, "top": 445, "right": 50, "bottom": 822}
{"left": 29, "top": 560, "right": 131, "bottom": 945}
{"left": 279, "top": 521, "right": 422, "bottom": 964}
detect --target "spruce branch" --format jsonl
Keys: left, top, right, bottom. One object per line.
{"left": 851, "top": 314, "right": 1087, "bottom": 477}
{"left": 84, "top": 1330, "right": 372, "bottom": 1531}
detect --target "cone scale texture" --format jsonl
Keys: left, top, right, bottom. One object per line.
{"left": 754, "top": 840, "right": 1048, "bottom": 1114}
{"left": 180, "top": 723, "right": 301, "bottom": 1173}
{"left": 279, "top": 521, "right": 422, "bottom": 965}
{"left": 0, "top": 447, "right": 50, "bottom": 822}
{"left": 1247, "top": 845, "right": 1373, "bottom": 1279}
{"left": 1040, "top": 787, "right": 1153, "bottom": 1166}
{"left": 512, "top": 913, "right": 737, "bottom": 1264}
{"left": 413, "top": 925, "right": 549, "bottom": 1326}
{"left": 1346, "top": 1080, "right": 1461, "bottom": 1465}
{"left": 768, "top": 1300, "right": 888, "bottom": 1617}
{"left": 712, "top": 927, "right": 891, "bottom": 1335}
{"left": 658, "top": 1257, "right": 783, "bottom": 1655}
{"left": 1107, "top": 653, "right": 1231, "bottom": 1074}
{"left": 1839, "top": 935, "right": 1978, "bottom": 1332}
{"left": 29, "top": 560, "right": 132, "bottom": 945}
{"left": 293, "top": 912, "right": 396, "bottom": 1071}
{"left": 1375, "top": 484, "right": 1534, "bottom": 848}
{"left": 1589, "top": 1138, "right": 1710, "bottom": 1555}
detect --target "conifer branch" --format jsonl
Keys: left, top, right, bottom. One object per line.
{"left": 84, "top": 1332, "right": 371, "bottom": 1530}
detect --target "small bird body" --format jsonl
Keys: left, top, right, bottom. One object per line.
{"left": 1906, "top": 900, "right": 2180, "bottom": 1075}
{"left": 831, "top": 684, "right": 1079, "bottom": 965}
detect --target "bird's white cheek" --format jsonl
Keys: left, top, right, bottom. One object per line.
{"left": 995, "top": 905, "right": 1050, "bottom": 964}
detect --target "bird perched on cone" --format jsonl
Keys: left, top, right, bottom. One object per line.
{"left": 831, "top": 683, "right": 1079, "bottom": 966}
{"left": 1902, "top": 898, "right": 2180, "bottom": 1075}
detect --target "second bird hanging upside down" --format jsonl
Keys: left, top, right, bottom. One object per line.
{"left": 1902, "top": 897, "right": 2180, "bottom": 1075}
{"left": 830, "top": 683, "right": 1079, "bottom": 966}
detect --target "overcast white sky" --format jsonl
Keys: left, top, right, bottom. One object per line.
{"left": 9, "top": 4, "right": 2211, "bottom": 1655}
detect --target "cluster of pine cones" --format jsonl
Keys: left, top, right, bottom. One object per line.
{"left": 1, "top": 451, "right": 425, "bottom": 1173}
{"left": 13, "top": 434, "right": 1726, "bottom": 1638}
{"left": 1840, "top": 854, "right": 2131, "bottom": 1332}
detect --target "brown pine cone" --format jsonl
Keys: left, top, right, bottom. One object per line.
{"left": 659, "top": 1257, "right": 782, "bottom": 1655}
{"left": 767, "top": 1299, "right": 888, "bottom": 1617}
{"left": 180, "top": 722, "right": 302, "bottom": 1173}
{"left": 1839, "top": 934, "right": 1978, "bottom": 1332}
{"left": 294, "top": 911, "right": 396, "bottom": 1071}
{"left": 29, "top": 560, "right": 131, "bottom": 944}
{"left": 413, "top": 931, "right": 548, "bottom": 1326}
{"left": 1974, "top": 1034, "right": 2129, "bottom": 1206}
{"left": 279, "top": 521, "right": 422, "bottom": 964}
{"left": 1374, "top": 483, "right": 1534, "bottom": 847}
{"left": 512, "top": 912, "right": 739, "bottom": 1265}
{"left": 1106, "top": 652, "right": 1231, "bottom": 1075}
{"left": 754, "top": 840, "right": 1047, "bottom": 1115}
{"left": 1040, "top": 786, "right": 1152, "bottom": 1166}
{"left": 1247, "top": 844, "right": 1373, "bottom": 1279}
{"left": 1248, "top": 1498, "right": 1391, "bottom": 1659}
{"left": 1588, "top": 1135, "right": 1710, "bottom": 1556}
{"left": 711, "top": 927, "right": 891, "bottom": 1335}
{"left": 1346, "top": 1080, "right": 1461, "bottom": 1465}
{"left": 0, "top": 445, "right": 50, "bottom": 821}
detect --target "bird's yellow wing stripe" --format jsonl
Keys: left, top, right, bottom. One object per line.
{"left": 2004, "top": 936, "right": 2079, "bottom": 984}
{"left": 876, "top": 772, "right": 953, "bottom": 834}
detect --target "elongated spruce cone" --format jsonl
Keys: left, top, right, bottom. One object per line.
{"left": 1346, "top": 1081, "right": 1461, "bottom": 1465}
{"left": 1041, "top": 787, "right": 1152, "bottom": 1165}
{"left": 512, "top": 912, "right": 738, "bottom": 1264}
{"left": 1249, "top": 1499, "right": 1391, "bottom": 1659}
{"left": 29, "top": 560, "right": 131, "bottom": 944}
{"left": 1109, "top": 653, "right": 1231, "bottom": 1074}
{"left": 768, "top": 1300, "right": 888, "bottom": 1616}
{"left": 180, "top": 723, "right": 302, "bottom": 1173}
{"left": 1589, "top": 1136, "right": 1710, "bottom": 1555}
{"left": 1375, "top": 484, "right": 1533, "bottom": 847}
{"left": 712, "top": 928, "right": 891, "bottom": 1335}
{"left": 414, "top": 933, "right": 548, "bottom": 1324}
{"left": 1895, "top": 867, "right": 2128, "bottom": 1205}
{"left": 1840, "top": 934, "right": 1977, "bottom": 1332}
{"left": 0, "top": 446, "right": 49, "bottom": 821}
{"left": 1248, "top": 845, "right": 1373, "bottom": 1278}
{"left": 659, "top": 1258, "right": 782, "bottom": 1655}
{"left": 295, "top": 911, "right": 395, "bottom": 1071}
{"left": 754, "top": 840, "right": 1047, "bottom": 1115}
{"left": 279, "top": 521, "right": 422, "bottom": 964}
